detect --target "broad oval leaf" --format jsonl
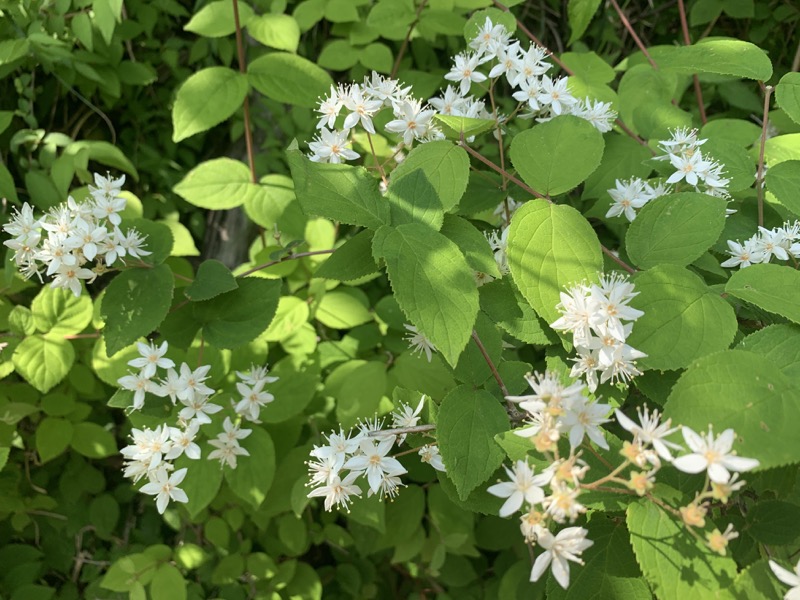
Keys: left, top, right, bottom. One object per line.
{"left": 627, "top": 265, "right": 737, "bottom": 370}
{"left": 437, "top": 386, "right": 509, "bottom": 501}
{"left": 626, "top": 192, "right": 727, "bottom": 269}
{"left": 184, "top": 0, "right": 254, "bottom": 37}
{"left": 653, "top": 39, "right": 773, "bottom": 81}
{"left": 507, "top": 199, "right": 602, "bottom": 325}
{"left": 726, "top": 263, "right": 800, "bottom": 324}
{"left": 372, "top": 224, "right": 479, "bottom": 366}
{"left": 184, "top": 260, "right": 238, "bottom": 302}
{"left": 776, "top": 72, "right": 800, "bottom": 126}
{"left": 389, "top": 141, "right": 470, "bottom": 212}
{"left": 510, "top": 115, "right": 604, "bottom": 197}
{"left": 31, "top": 285, "right": 92, "bottom": 336}
{"left": 173, "top": 158, "right": 254, "bottom": 210}
{"left": 12, "top": 335, "right": 75, "bottom": 393}
{"left": 765, "top": 160, "right": 800, "bottom": 218}
{"left": 248, "top": 53, "right": 333, "bottom": 108}
{"left": 247, "top": 14, "right": 300, "bottom": 52}
{"left": 70, "top": 422, "right": 117, "bottom": 459}
{"left": 224, "top": 427, "right": 276, "bottom": 509}
{"left": 172, "top": 67, "right": 249, "bottom": 142}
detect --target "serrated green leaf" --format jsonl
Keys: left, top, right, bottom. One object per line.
{"left": 389, "top": 141, "right": 470, "bottom": 212}
{"left": 746, "top": 500, "right": 800, "bottom": 545}
{"left": 373, "top": 224, "right": 479, "bottom": 366}
{"left": 733, "top": 560, "right": 790, "bottom": 599}
{"left": 122, "top": 218, "right": 173, "bottom": 266}
{"left": 776, "top": 72, "right": 800, "bottom": 126}
{"left": 665, "top": 349, "right": 800, "bottom": 471}
{"left": 36, "top": 417, "right": 73, "bottom": 463}
{"left": 653, "top": 39, "right": 772, "bottom": 81}
{"left": 479, "top": 279, "right": 556, "bottom": 345}
{"left": 386, "top": 168, "right": 444, "bottom": 230}
{"left": 287, "top": 147, "right": 390, "bottom": 229}
{"left": 175, "top": 454, "right": 223, "bottom": 519}
{"left": 224, "top": 427, "right": 275, "bottom": 509}
{"left": 193, "top": 277, "right": 281, "bottom": 348}
{"left": 184, "top": 260, "right": 238, "bottom": 301}
{"left": 510, "top": 115, "right": 605, "bottom": 197}
{"left": 101, "top": 266, "right": 174, "bottom": 356}
{"left": 627, "top": 265, "right": 737, "bottom": 370}
{"left": 248, "top": 53, "right": 332, "bottom": 108}
{"left": 314, "top": 230, "right": 379, "bottom": 282}
{"left": 316, "top": 290, "right": 372, "bottom": 329}
{"left": 260, "top": 355, "right": 320, "bottom": 424}
{"left": 173, "top": 158, "right": 254, "bottom": 210}
{"left": 12, "top": 336, "right": 74, "bottom": 393}
{"left": 31, "top": 284, "right": 92, "bottom": 336}
{"left": 567, "top": 0, "right": 602, "bottom": 45}
{"left": 247, "top": 14, "right": 300, "bottom": 52}
{"left": 765, "top": 160, "right": 800, "bottom": 217}
{"left": 172, "top": 67, "right": 248, "bottom": 142}
{"left": 184, "top": 0, "right": 254, "bottom": 37}
{"left": 507, "top": 199, "right": 603, "bottom": 325}
{"left": 434, "top": 115, "right": 496, "bottom": 140}
{"left": 626, "top": 193, "right": 727, "bottom": 269}
{"left": 70, "top": 422, "right": 117, "bottom": 458}
{"left": 440, "top": 215, "right": 501, "bottom": 279}
{"left": 726, "top": 263, "right": 800, "bottom": 324}
{"left": 150, "top": 564, "right": 186, "bottom": 600}
{"left": 737, "top": 324, "right": 800, "bottom": 379}
{"left": 437, "top": 385, "right": 509, "bottom": 500}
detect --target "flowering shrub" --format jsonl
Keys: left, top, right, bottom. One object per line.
{"left": 2, "top": 1, "right": 800, "bottom": 599}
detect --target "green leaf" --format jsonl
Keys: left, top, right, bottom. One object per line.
{"left": 436, "top": 385, "right": 509, "bottom": 501}
{"left": 732, "top": 560, "right": 787, "bottom": 600}
{"left": 150, "top": 564, "right": 186, "bottom": 600}
{"left": 440, "top": 215, "right": 501, "bottom": 279}
{"left": 373, "top": 224, "right": 479, "bottom": 366}
{"left": 389, "top": 141, "right": 470, "bottom": 212}
{"left": 625, "top": 193, "right": 727, "bottom": 269}
{"left": 30, "top": 285, "right": 92, "bottom": 336}
{"left": 726, "top": 263, "right": 800, "bottom": 324}
{"left": 654, "top": 39, "right": 772, "bottom": 81}
{"left": 184, "top": 0, "right": 254, "bottom": 37}
{"left": 176, "top": 454, "right": 223, "bottom": 518}
{"left": 359, "top": 43, "right": 392, "bottom": 73}
{"left": 94, "top": 0, "right": 123, "bottom": 44}
{"left": 173, "top": 158, "right": 255, "bottom": 210}
{"left": 193, "top": 278, "right": 281, "bottom": 348}
{"left": 248, "top": 14, "right": 300, "bottom": 52}
{"left": 434, "top": 115, "right": 496, "bottom": 140}
{"left": 627, "top": 265, "right": 737, "bottom": 370}
{"left": 36, "top": 417, "right": 73, "bottom": 463}
{"left": 184, "top": 260, "right": 238, "bottom": 301}
{"left": 159, "top": 218, "right": 199, "bottom": 257}
{"left": 122, "top": 219, "right": 173, "bottom": 266}
{"left": 260, "top": 355, "right": 320, "bottom": 424}
{"left": 243, "top": 174, "right": 297, "bottom": 230}
{"left": 248, "top": 53, "right": 333, "bottom": 108}
{"left": 665, "top": 349, "right": 800, "bottom": 470}
{"left": 70, "top": 422, "right": 117, "bottom": 459}
{"left": 776, "top": 72, "right": 800, "bottom": 125}
{"left": 12, "top": 336, "right": 74, "bottom": 393}
{"left": 510, "top": 115, "right": 605, "bottom": 196}
{"left": 627, "top": 500, "right": 737, "bottom": 599}
{"left": 479, "top": 279, "right": 555, "bottom": 345}
{"left": 463, "top": 8, "right": 516, "bottom": 40}
{"left": 224, "top": 427, "right": 276, "bottom": 509}
{"left": 737, "top": 324, "right": 800, "bottom": 379}
{"left": 101, "top": 266, "right": 174, "bottom": 356}
{"left": 314, "top": 230, "right": 379, "bottom": 282}
{"left": 386, "top": 168, "right": 444, "bottom": 229}
{"left": 746, "top": 500, "right": 800, "bottom": 545}
{"left": 453, "top": 312, "right": 502, "bottom": 386}
{"left": 765, "top": 160, "right": 800, "bottom": 217}
{"left": 64, "top": 140, "right": 138, "bottom": 179}
{"left": 318, "top": 40, "right": 359, "bottom": 70}
{"left": 287, "top": 147, "right": 390, "bottom": 229}
{"left": 172, "top": 67, "right": 248, "bottom": 142}
{"left": 507, "top": 199, "right": 603, "bottom": 325}
{"left": 567, "top": 0, "right": 602, "bottom": 45}
{"left": 0, "top": 162, "right": 19, "bottom": 204}
{"left": 9, "top": 306, "right": 36, "bottom": 336}
{"left": 0, "top": 39, "right": 29, "bottom": 66}
{"left": 327, "top": 360, "right": 387, "bottom": 429}
{"left": 316, "top": 290, "right": 373, "bottom": 329}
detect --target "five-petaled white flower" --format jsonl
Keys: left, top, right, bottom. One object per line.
{"left": 343, "top": 437, "right": 407, "bottom": 494}
{"left": 615, "top": 406, "right": 682, "bottom": 461}
{"left": 487, "top": 460, "right": 550, "bottom": 517}
{"left": 530, "top": 527, "right": 593, "bottom": 589}
{"left": 140, "top": 467, "right": 189, "bottom": 514}
{"left": 672, "top": 426, "right": 760, "bottom": 484}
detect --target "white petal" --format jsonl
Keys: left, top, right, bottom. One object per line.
{"left": 672, "top": 454, "right": 708, "bottom": 474}
{"left": 551, "top": 555, "right": 571, "bottom": 589}
{"left": 499, "top": 491, "right": 523, "bottom": 518}
{"left": 530, "top": 551, "right": 552, "bottom": 582}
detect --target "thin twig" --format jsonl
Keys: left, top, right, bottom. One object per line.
{"left": 608, "top": 0, "right": 658, "bottom": 70}
{"left": 366, "top": 131, "right": 388, "bottom": 188}
{"left": 677, "top": 0, "right": 707, "bottom": 124}
{"left": 232, "top": 0, "right": 257, "bottom": 183}
{"left": 756, "top": 85, "right": 774, "bottom": 228}
{"left": 369, "top": 424, "right": 436, "bottom": 437}
{"left": 391, "top": 0, "right": 428, "bottom": 78}
{"left": 237, "top": 249, "right": 335, "bottom": 278}
{"left": 471, "top": 330, "right": 523, "bottom": 421}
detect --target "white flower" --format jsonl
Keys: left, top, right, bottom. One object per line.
{"left": 485, "top": 227, "right": 510, "bottom": 274}
{"left": 308, "top": 128, "right": 360, "bottom": 164}
{"left": 316, "top": 84, "right": 342, "bottom": 129}
{"left": 572, "top": 98, "right": 616, "bottom": 132}
{"left": 234, "top": 381, "right": 275, "bottom": 422}
{"left": 92, "top": 195, "right": 126, "bottom": 226}
{"left": 140, "top": 467, "right": 189, "bottom": 514}
{"left": 537, "top": 75, "right": 577, "bottom": 116}
{"left": 666, "top": 151, "right": 711, "bottom": 186}
{"left": 512, "top": 78, "right": 541, "bottom": 111}
{"left": 362, "top": 72, "right": 410, "bottom": 108}
{"left": 307, "top": 455, "right": 343, "bottom": 488}
{"left": 510, "top": 44, "right": 550, "bottom": 87}
{"left": 51, "top": 263, "right": 95, "bottom": 297}
{"left": 615, "top": 406, "right": 682, "bottom": 461}
{"left": 176, "top": 364, "right": 214, "bottom": 403}
{"left": 487, "top": 460, "right": 550, "bottom": 517}
{"left": 530, "top": 527, "right": 593, "bottom": 589}
{"left": 560, "top": 396, "right": 610, "bottom": 450}
{"left": 385, "top": 100, "right": 436, "bottom": 147}
{"left": 404, "top": 323, "right": 436, "bottom": 362}
{"left": 89, "top": 172, "right": 126, "bottom": 201}
{"left": 208, "top": 434, "right": 250, "bottom": 469}
{"left": 340, "top": 84, "right": 383, "bottom": 133}
{"left": 391, "top": 396, "right": 425, "bottom": 444}
{"left": 118, "top": 371, "right": 155, "bottom": 410}
{"left": 118, "top": 227, "right": 151, "bottom": 259}
{"left": 488, "top": 41, "right": 521, "bottom": 83}
{"left": 343, "top": 437, "right": 407, "bottom": 494}
{"left": 235, "top": 364, "right": 279, "bottom": 388}
{"left": 769, "top": 559, "right": 800, "bottom": 600}
{"left": 754, "top": 226, "right": 790, "bottom": 262}
{"left": 307, "top": 471, "right": 362, "bottom": 512}
{"left": 178, "top": 396, "right": 223, "bottom": 425}
{"left": 543, "top": 483, "right": 585, "bottom": 523}
{"left": 672, "top": 426, "right": 760, "bottom": 484}
{"left": 165, "top": 421, "right": 201, "bottom": 460}
{"left": 429, "top": 85, "right": 468, "bottom": 116}
{"left": 605, "top": 178, "right": 651, "bottom": 222}
{"left": 311, "top": 429, "right": 360, "bottom": 463}
{"left": 550, "top": 282, "right": 595, "bottom": 347}
{"left": 128, "top": 341, "right": 174, "bottom": 379}
{"left": 469, "top": 17, "right": 510, "bottom": 61}
{"left": 445, "top": 52, "right": 487, "bottom": 95}
{"left": 418, "top": 444, "right": 446, "bottom": 472}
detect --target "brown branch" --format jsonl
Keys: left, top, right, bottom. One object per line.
{"left": 677, "top": 0, "right": 707, "bottom": 124}
{"left": 391, "top": 0, "right": 428, "bottom": 78}
{"left": 609, "top": 0, "right": 658, "bottom": 70}
{"left": 237, "top": 249, "right": 336, "bottom": 278}
{"left": 756, "top": 85, "right": 774, "bottom": 228}
{"left": 232, "top": 0, "right": 257, "bottom": 183}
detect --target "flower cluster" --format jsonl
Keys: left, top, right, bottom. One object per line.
{"left": 656, "top": 127, "right": 730, "bottom": 199}
{"left": 605, "top": 177, "right": 672, "bottom": 222}
{"left": 720, "top": 220, "right": 800, "bottom": 269}
{"left": 2, "top": 173, "right": 150, "bottom": 296}
{"left": 306, "top": 396, "right": 444, "bottom": 511}
{"left": 550, "top": 272, "right": 646, "bottom": 392}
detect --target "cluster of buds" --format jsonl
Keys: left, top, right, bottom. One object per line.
{"left": 2, "top": 173, "right": 150, "bottom": 296}
{"left": 306, "top": 396, "right": 444, "bottom": 511}
{"left": 551, "top": 272, "right": 646, "bottom": 392}
{"left": 721, "top": 219, "right": 800, "bottom": 268}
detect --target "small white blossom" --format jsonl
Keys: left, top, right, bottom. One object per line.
{"left": 140, "top": 467, "right": 189, "bottom": 514}
{"left": 672, "top": 426, "right": 760, "bottom": 484}
{"left": 530, "top": 527, "right": 593, "bottom": 589}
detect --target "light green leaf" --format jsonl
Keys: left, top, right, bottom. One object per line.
{"left": 0, "top": 163, "right": 19, "bottom": 204}
{"left": 327, "top": 360, "right": 387, "bottom": 429}
{"left": 567, "top": 0, "right": 602, "bottom": 45}
{"left": 653, "top": 39, "right": 772, "bottom": 81}
{"left": 389, "top": 141, "right": 470, "bottom": 212}
{"left": 440, "top": 215, "right": 501, "bottom": 279}
{"left": 193, "top": 277, "right": 281, "bottom": 348}
{"left": 36, "top": 417, "right": 73, "bottom": 463}
{"left": 150, "top": 564, "right": 186, "bottom": 600}
{"left": 510, "top": 115, "right": 605, "bottom": 196}
{"left": 479, "top": 279, "right": 556, "bottom": 345}
{"left": 507, "top": 199, "right": 602, "bottom": 325}
{"left": 665, "top": 350, "right": 800, "bottom": 470}
{"left": 224, "top": 427, "right": 276, "bottom": 509}
{"left": 70, "top": 422, "right": 117, "bottom": 459}
{"left": 248, "top": 53, "right": 333, "bottom": 108}
{"left": 173, "top": 158, "right": 255, "bottom": 210}
{"left": 243, "top": 174, "right": 296, "bottom": 229}
{"left": 732, "top": 560, "right": 787, "bottom": 600}
{"left": 31, "top": 285, "right": 92, "bottom": 336}
{"left": 262, "top": 296, "right": 309, "bottom": 342}
{"left": 436, "top": 385, "right": 509, "bottom": 501}
{"left": 287, "top": 146, "right": 389, "bottom": 228}
{"left": 737, "top": 324, "right": 800, "bottom": 379}
{"left": 625, "top": 193, "right": 727, "bottom": 269}
{"left": 386, "top": 168, "right": 444, "bottom": 229}
{"left": 94, "top": 0, "right": 122, "bottom": 44}
{"left": 373, "top": 224, "right": 479, "bottom": 366}
{"left": 765, "top": 160, "right": 800, "bottom": 217}
{"left": 627, "top": 500, "right": 737, "bottom": 600}
{"left": 176, "top": 454, "right": 223, "bottom": 519}
{"left": 0, "top": 39, "right": 30, "bottom": 66}
{"left": 776, "top": 72, "right": 800, "bottom": 125}
{"left": 184, "top": 260, "right": 238, "bottom": 301}
{"left": 314, "top": 230, "right": 379, "bottom": 282}
{"left": 159, "top": 218, "right": 199, "bottom": 257}
{"left": 64, "top": 140, "right": 138, "bottom": 178}
{"left": 260, "top": 355, "right": 320, "bottom": 424}
{"left": 12, "top": 336, "right": 74, "bottom": 393}
{"left": 726, "top": 263, "right": 800, "bottom": 324}
{"left": 359, "top": 43, "right": 392, "bottom": 73}
{"left": 101, "top": 266, "right": 174, "bottom": 356}
{"left": 172, "top": 67, "right": 248, "bottom": 142}
{"left": 315, "top": 290, "right": 373, "bottom": 329}
{"left": 184, "top": 0, "right": 254, "bottom": 37}
{"left": 318, "top": 40, "right": 359, "bottom": 70}
{"left": 248, "top": 14, "right": 300, "bottom": 52}
{"left": 434, "top": 115, "right": 496, "bottom": 140}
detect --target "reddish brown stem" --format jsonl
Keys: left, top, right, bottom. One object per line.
{"left": 232, "top": 0, "right": 257, "bottom": 183}
{"left": 609, "top": 0, "right": 658, "bottom": 70}
{"left": 238, "top": 249, "right": 336, "bottom": 278}
{"left": 756, "top": 85, "right": 774, "bottom": 228}
{"left": 391, "top": 0, "right": 428, "bottom": 78}
{"left": 677, "top": 0, "right": 707, "bottom": 124}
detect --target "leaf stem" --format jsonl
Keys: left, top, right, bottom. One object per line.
{"left": 369, "top": 424, "right": 436, "bottom": 437}
{"left": 232, "top": 0, "right": 257, "bottom": 183}
{"left": 237, "top": 249, "right": 336, "bottom": 278}
{"left": 757, "top": 85, "right": 774, "bottom": 228}
{"left": 391, "top": 0, "right": 428, "bottom": 78}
